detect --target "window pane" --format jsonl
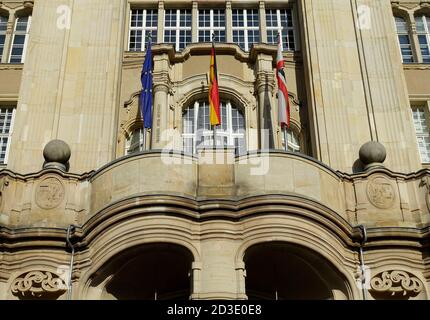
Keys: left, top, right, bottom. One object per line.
{"left": 233, "top": 30, "right": 245, "bottom": 50}
{"left": 232, "top": 9, "right": 244, "bottom": 27}
{"left": 0, "top": 15, "right": 8, "bottom": 32}
{"left": 182, "top": 101, "right": 245, "bottom": 155}
{"left": 10, "top": 15, "right": 30, "bottom": 63}
{"left": 15, "top": 16, "right": 28, "bottom": 32}
{"left": 395, "top": 16, "right": 408, "bottom": 33}
{"left": 126, "top": 128, "right": 144, "bottom": 154}
{"left": 146, "top": 10, "right": 158, "bottom": 27}
{"left": 412, "top": 106, "right": 430, "bottom": 163}
{"left": 266, "top": 9, "right": 295, "bottom": 51}
{"left": 415, "top": 16, "right": 426, "bottom": 33}
{"left": 0, "top": 107, "right": 14, "bottom": 164}
{"left": 247, "top": 10, "right": 259, "bottom": 27}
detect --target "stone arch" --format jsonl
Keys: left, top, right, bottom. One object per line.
{"left": 234, "top": 215, "right": 360, "bottom": 300}
{"left": 391, "top": 5, "right": 412, "bottom": 21}
{"left": 78, "top": 215, "right": 201, "bottom": 299}
{"left": 242, "top": 241, "right": 353, "bottom": 300}
{"left": 84, "top": 242, "right": 195, "bottom": 300}
{"left": 413, "top": 5, "right": 430, "bottom": 18}
{"left": 176, "top": 74, "right": 253, "bottom": 115}
{"left": 118, "top": 91, "right": 143, "bottom": 156}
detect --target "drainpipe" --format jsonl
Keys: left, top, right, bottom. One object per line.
{"left": 66, "top": 225, "right": 76, "bottom": 300}
{"left": 358, "top": 224, "right": 368, "bottom": 300}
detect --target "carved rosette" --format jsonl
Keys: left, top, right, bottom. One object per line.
{"left": 370, "top": 270, "right": 423, "bottom": 298}
{"left": 11, "top": 271, "right": 67, "bottom": 299}
{"left": 366, "top": 176, "right": 395, "bottom": 209}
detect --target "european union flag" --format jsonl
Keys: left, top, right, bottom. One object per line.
{"left": 140, "top": 37, "right": 153, "bottom": 129}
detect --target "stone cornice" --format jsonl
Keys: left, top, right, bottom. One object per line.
{"left": 3, "top": 151, "right": 430, "bottom": 184}
{"left": 0, "top": 64, "right": 24, "bottom": 71}
{"left": 0, "top": 167, "right": 94, "bottom": 182}
{"left": 0, "top": 193, "right": 429, "bottom": 252}
{"left": 123, "top": 43, "right": 302, "bottom": 68}
{"left": 403, "top": 63, "right": 430, "bottom": 70}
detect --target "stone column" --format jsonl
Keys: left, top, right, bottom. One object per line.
{"left": 152, "top": 53, "right": 171, "bottom": 149}
{"left": 255, "top": 53, "right": 275, "bottom": 150}
{"left": 1, "top": 10, "right": 15, "bottom": 64}
{"left": 226, "top": 1, "right": 233, "bottom": 43}
{"left": 192, "top": 1, "right": 198, "bottom": 43}
{"left": 300, "top": 0, "right": 421, "bottom": 173}
{"left": 258, "top": 1, "right": 267, "bottom": 43}
{"left": 7, "top": 0, "right": 126, "bottom": 174}
{"left": 157, "top": 1, "right": 164, "bottom": 45}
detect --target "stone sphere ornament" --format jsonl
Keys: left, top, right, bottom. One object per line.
{"left": 359, "top": 141, "right": 387, "bottom": 170}
{"left": 42, "top": 140, "right": 71, "bottom": 171}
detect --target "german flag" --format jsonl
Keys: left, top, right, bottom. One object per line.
{"left": 209, "top": 42, "right": 220, "bottom": 126}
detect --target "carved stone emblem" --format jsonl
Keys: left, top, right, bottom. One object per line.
{"left": 370, "top": 270, "right": 423, "bottom": 298}
{"left": 366, "top": 176, "right": 395, "bottom": 209}
{"left": 35, "top": 177, "right": 65, "bottom": 209}
{"left": 11, "top": 271, "right": 67, "bottom": 299}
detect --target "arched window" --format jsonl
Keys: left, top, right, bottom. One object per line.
{"left": 0, "top": 14, "right": 7, "bottom": 61}
{"left": 125, "top": 127, "right": 144, "bottom": 155}
{"left": 415, "top": 15, "right": 430, "bottom": 63}
{"left": 394, "top": 16, "right": 413, "bottom": 63}
{"left": 281, "top": 128, "right": 300, "bottom": 152}
{"left": 9, "top": 15, "right": 31, "bottom": 63}
{"left": 182, "top": 100, "right": 246, "bottom": 155}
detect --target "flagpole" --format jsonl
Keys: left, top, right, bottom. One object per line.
{"left": 143, "top": 127, "right": 147, "bottom": 151}
{"left": 142, "top": 32, "right": 153, "bottom": 152}
{"left": 212, "top": 33, "right": 217, "bottom": 149}
{"left": 283, "top": 126, "right": 288, "bottom": 151}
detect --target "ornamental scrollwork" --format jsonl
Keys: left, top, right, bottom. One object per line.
{"left": 11, "top": 271, "right": 67, "bottom": 299}
{"left": 370, "top": 270, "right": 423, "bottom": 298}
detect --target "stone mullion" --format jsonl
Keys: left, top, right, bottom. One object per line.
{"left": 226, "top": 1, "right": 232, "bottom": 43}
{"left": 259, "top": 1, "right": 267, "bottom": 43}
{"left": 408, "top": 11, "right": 422, "bottom": 63}
{"left": 157, "top": 1, "right": 164, "bottom": 46}
{"left": 192, "top": 1, "right": 198, "bottom": 43}
{"left": 2, "top": 11, "right": 15, "bottom": 64}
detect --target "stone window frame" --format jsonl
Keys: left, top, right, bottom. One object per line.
{"left": 128, "top": 8, "right": 158, "bottom": 51}
{"left": 0, "top": 103, "right": 16, "bottom": 165}
{"left": 197, "top": 8, "right": 226, "bottom": 43}
{"left": 281, "top": 125, "right": 301, "bottom": 153}
{"left": 182, "top": 99, "right": 246, "bottom": 155}
{"left": 163, "top": 8, "right": 192, "bottom": 51}
{"left": 410, "top": 99, "right": 430, "bottom": 164}
{"left": 126, "top": 1, "right": 299, "bottom": 53}
{"left": 265, "top": 8, "right": 296, "bottom": 52}
{"left": 392, "top": 3, "right": 430, "bottom": 64}
{"left": 394, "top": 15, "right": 414, "bottom": 63}
{"left": 0, "top": 12, "right": 7, "bottom": 61}
{"left": 125, "top": 126, "right": 145, "bottom": 155}
{"left": 0, "top": 3, "right": 32, "bottom": 64}
{"left": 9, "top": 14, "right": 31, "bottom": 63}
{"left": 231, "top": 8, "right": 260, "bottom": 52}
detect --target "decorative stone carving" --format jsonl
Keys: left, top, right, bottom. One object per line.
{"left": 11, "top": 271, "right": 67, "bottom": 299}
{"left": 370, "top": 270, "right": 423, "bottom": 297}
{"left": 420, "top": 176, "right": 430, "bottom": 213}
{"left": 35, "top": 177, "right": 65, "bottom": 209}
{"left": 366, "top": 176, "right": 395, "bottom": 209}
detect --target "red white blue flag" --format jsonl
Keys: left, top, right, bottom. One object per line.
{"left": 276, "top": 34, "right": 290, "bottom": 128}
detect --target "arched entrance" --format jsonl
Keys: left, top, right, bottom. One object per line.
{"left": 244, "top": 242, "right": 350, "bottom": 300}
{"left": 89, "top": 243, "right": 194, "bottom": 300}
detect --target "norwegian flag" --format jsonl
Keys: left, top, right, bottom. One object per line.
{"left": 276, "top": 34, "right": 290, "bottom": 128}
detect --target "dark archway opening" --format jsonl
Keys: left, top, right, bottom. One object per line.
{"left": 244, "top": 242, "right": 349, "bottom": 300}
{"left": 91, "top": 243, "right": 193, "bottom": 300}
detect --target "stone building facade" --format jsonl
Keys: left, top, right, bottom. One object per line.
{"left": 0, "top": 0, "right": 429, "bottom": 300}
